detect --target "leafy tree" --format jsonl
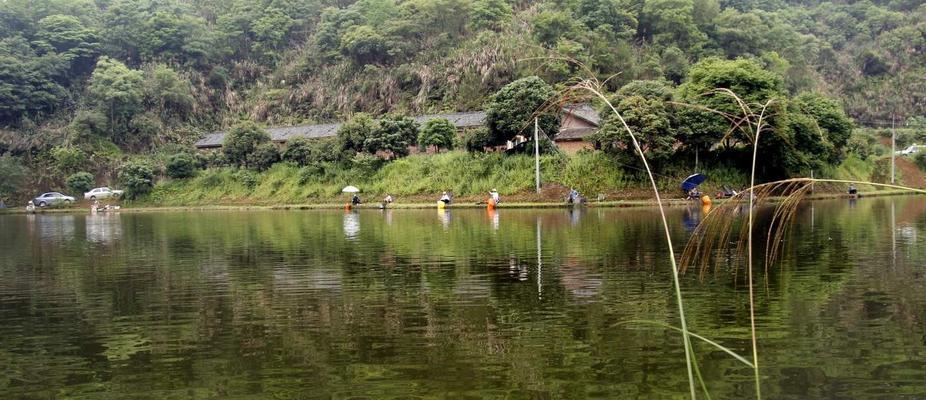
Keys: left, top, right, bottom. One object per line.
{"left": 282, "top": 136, "right": 313, "bottom": 166}
{"left": 166, "top": 152, "right": 196, "bottom": 179}
{"left": 463, "top": 127, "right": 492, "bottom": 152}
{"left": 247, "top": 142, "right": 280, "bottom": 171}
{"left": 101, "top": 0, "right": 211, "bottom": 64}
{"left": 118, "top": 160, "right": 155, "bottom": 199}
{"left": 223, "top": 121, "right": 271, "bottom": 167}
{"left": 338, "top": 113, "right": 376, "bottom": 155}
{"left": 486, "top": 76, "right": 560, "bottom": 146}
{"left": 144, "top": 65, "right": 193, "bottom": 120}
{"left": 677, "top": 57, "right": 785, "bottom": 149}
{"left": 792, "top": 92, "right": 854, "bottom": 161}
{"left": 0, "top": 154, "right": 26, "bottom": 201}
{"left": 313, "top": 7, "right": 364, "bottom": 60}
{"left": 350, "top": 152, "right": 382, "bottom": 175}
{"left": 661, "top": 46, "right": 690, "bottom": 83}
{"left": 593, "top": 81, "right": 679, "bottom": 163}
{"left": 533, "top": 10, "right": 578, "bottom": 46}
{"left": 0, "top": 37, "right": 68, "bottom": 125}
{"left": 577, "top": 0, "right": 637, "bottom": 39}
{"left": 418, "top": 118, "right": 456, "bottom": 150}
{"left": 340, "top": 25, "right": 390, "bottom": 65}
{"left": 469, "top": 0, "right": 513, "bottom": 32}
{"left": 366, "top": 115, "right": 418, "bottom": 158}
{"left": 88, "top": 57, "right": 144, "bottom": 138}
{"left": 35, "top": 15, "right": 99, "bottom": 75}
{"left": 641, "top": 0, "right": 708, "bottom": 51}
{"left": 250, "top": 7, "right": 295, "bottom": 61}
{"left": 66, "top": 171, "right": 94, "bottom": 195}
{"left": 50, "top": 146, "right": 87, "bottom": 174}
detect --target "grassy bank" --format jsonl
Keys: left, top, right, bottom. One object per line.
{"left": 146, "top": 151, "right": 748, "bottom": 206}
{"left": 139, "top": 150, "right": 901, "bottom": 208}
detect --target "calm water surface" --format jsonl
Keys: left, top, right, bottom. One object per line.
{"left": 2, "top": 198, "right": 926, "bottom": 399}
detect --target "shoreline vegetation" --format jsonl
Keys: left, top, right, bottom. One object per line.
{"left": 3, "top": 189, "right": 919, "bottom": 215}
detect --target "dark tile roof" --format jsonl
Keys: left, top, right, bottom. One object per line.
{"left": 555, "top": 127, "right": 598, "bottom": 141}
{"left": 562, "top": 103, "right": 600, "bottom": 126}
{"left": 195, "top": 111, "right": 487, "bottom": 148}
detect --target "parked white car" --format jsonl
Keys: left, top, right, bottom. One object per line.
{"left": 896, "top": 144, "right": 925, "bottom": 156}
{"left": 84, "top": 187, "right": 124, "bottom": 200}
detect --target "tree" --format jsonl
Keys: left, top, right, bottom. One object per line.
{"left": 313, "top": 7, "right": 364, "bottom": 60}
{"left": 469, "top": 0, "right": 513, "bottom": 32}
{"left": 366, "top": 115, "right": 418, "bottom": 158}
{"left": 0, "top": 154, "right": 26, "bottom": 201}
{"left": 593, "top": 81, "right": 679, "bottom": 163}
{"left": 793, "top": 92, "right": 854, "bottom": 155}
{"left": 577, "top": 0, "right": 637, "bottom": 39}
{"left": 340, "top": 25, "right": 391, "bottom": 65}
{"left": 338, "top": 113, "right": 376, "bottom": 155}
{"left": 66, "top": 171, "right": 94, "bottom": 195}
{"left": 166, "top": 153, "right": 196, "bottom": 179}
{"left": 486, "top": 76, "right": 560, "bottom": 146}
{"left": 677, "top": 57, "right": 786, "bottom": 150}
{"left": 464, "top": 127, "right": 492, "bottom": 152}
{"left": 247, "top": 142, "right": 280, "bottom": 171}
{"left": 282, "top": 136, "right": 313, "bottom": 166}
{"left": 223, "top": 121, "right": 271, "bottom": 167}
{"left": 0, "top": 37, "right": 68, "bottom": 125}
{"left": 50, "top": 146, "right": 87, "bottom": 175}
{"left": 118, "top": 161, "right": 155, "bottom": 199}
{"left": 88, "top": 57, "right": 144, "bottom": 138}
{"left": 533, "top": 10, "right": 577, "bottom": 47}
{"left": 35, "top": 15, "right": 99, "bottom": 76}
{"left": 640, "top": 0, "right": 708, "bottom": 51}
{"left": 144, "top": 65, "right": 193, "bottom": 120}
{"left": 418, "top": 118, "right": 456, "bottom": 150}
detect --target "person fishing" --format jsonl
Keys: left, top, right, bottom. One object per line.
{"left": 351, "top": 194, "right": 361, "bottom": 206}
{"left": 439, "top": 191, "right": 452, "bottom": 204}
{"left": 567, "top": 188, "right": 580, "bottom": 203}
{"left": 489, "top": 189, "right": 500, "bottom": 205}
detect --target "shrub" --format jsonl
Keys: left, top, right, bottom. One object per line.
{"left": 50, "top": 146, "right": 87, "bottom": 174}
{"left": 247, "top": 143, "right": 280, "bottom": 171}
{"left": 418, "top": 118, "right": 456, "bottom": 151}
{"left": 223, "top": 121, "right": 271, "bottom": 167}
{"left": 66, "top": 172, "right": 94, "bottom": 195}
{"left": 915, "top": 152, "right": 926, "bottom": 172}
{"left": 351, "top": 152, "right": 382, "bottom": 176}
{"left": 283, "top": 137, "right": 313, "bottom": 166}
{"left": 463, "top": 127, "right": 492, "bottom": 152}
{"left": 199, "top": 151, "right": 227, "bottom": 168}
{"left": 166, "top": 153, "right": 196, "bottom": 179}
{"left": 118, "top": 161, "right": 155, "bottom": 199}
{"left": 233, "top": 169, "right": 260, "bottom": 188}
{"left": 485, "top": 76, "right": 560, "bottom": 146}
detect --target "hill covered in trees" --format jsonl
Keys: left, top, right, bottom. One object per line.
{"left": 1, "top": 0, "right": 924, "bottom": 201}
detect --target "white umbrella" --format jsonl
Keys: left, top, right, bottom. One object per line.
{"left": 342, "top": 186, "right": 360, "bottom": 193}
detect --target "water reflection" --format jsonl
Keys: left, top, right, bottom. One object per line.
{"left": 342, "top": 210, "right": 360, "bottom": 239}
{"left": 438, "top": 209, "right": 451, "bottom": 230}
{"left": 85, "top": 213, "right": 122, "bottom": 244}
{"left": 35, "top": 214, "right": 76, "bottom": 242}
{"left": 0, "top": 199, "right": 925, "bottom": 399}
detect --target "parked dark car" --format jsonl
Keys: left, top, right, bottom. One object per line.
{"left": 33, "top": 192, "right": 75, "bottom": 207}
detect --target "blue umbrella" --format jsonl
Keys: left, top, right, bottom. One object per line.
{"left": 681, "top": 173, "right": 707, "bottom": 192}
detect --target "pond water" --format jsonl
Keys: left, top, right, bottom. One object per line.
{"left": 2, "top": 198, "right": 926, "bottom": 399}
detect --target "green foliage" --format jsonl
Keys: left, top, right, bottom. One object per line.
{"left": 418, "top": 118, "right": 456, "bottom": 150}
{"left": 0, "top": 36, "right": 69, "bottom": 125}
{"left": 282, "top": 137, "right": 313, "bottom": 166}
{"left": 913, "top": 152, "right": 926, "bottom": 172}
{"left": 247, "top": 142, "right": 280, "bottom": 171}
{"left": 0, "top": 154, "right": 26, "bottom": 200}
{"left": 166, "top": 153, "right": 196, "bottom": 179}
{"left": 351, "top": 152, "right": 383, "bottom": 176}
{"left": 144, "top": 65, "right": 193, "bottom": 120}
{"left": 118, "top": 160, "right": 155, "bottom": 199}
{"left": 223, "top": 121, "right": 271, "bottom": 167}
{"left": 367, "top": 115, "right": 418, "bottom": 158}
{"left": 340, "top": 25, "right": 390, "bottom": 65}
{"left": 50, "top": 146, "right": 87, "bottom": 174}
{"left": 469, "top": 0, "right": 513, "bottom": 32}
{"left": 338, "top": 113, "right": 376, "bottom": 155}
{"left": 66, "top": 171, "right": 94, "bottom": 194}
{"left": 594, "top": 91, "right": 677, "bottom": 164}
{"left": 463, "top": 127, "right": 492, "bottom": 152}
{"left": 486, "top": 76, "right": 560, "bottom": 146}
{"left": 533, "top": 10, "right": 577, "bottom": 46}
{"left": 792, "top": 92, "right": 854, "bottom": 161}
{"left": 88, "top": 56, "right": 144, "bottom": 138}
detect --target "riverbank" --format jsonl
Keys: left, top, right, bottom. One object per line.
{"left": 2, "top": 189, "right": 920, "bottom": 215}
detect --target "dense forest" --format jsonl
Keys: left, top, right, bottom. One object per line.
{"left": 1, "top": 0, "right": 924, "bottom": 201}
